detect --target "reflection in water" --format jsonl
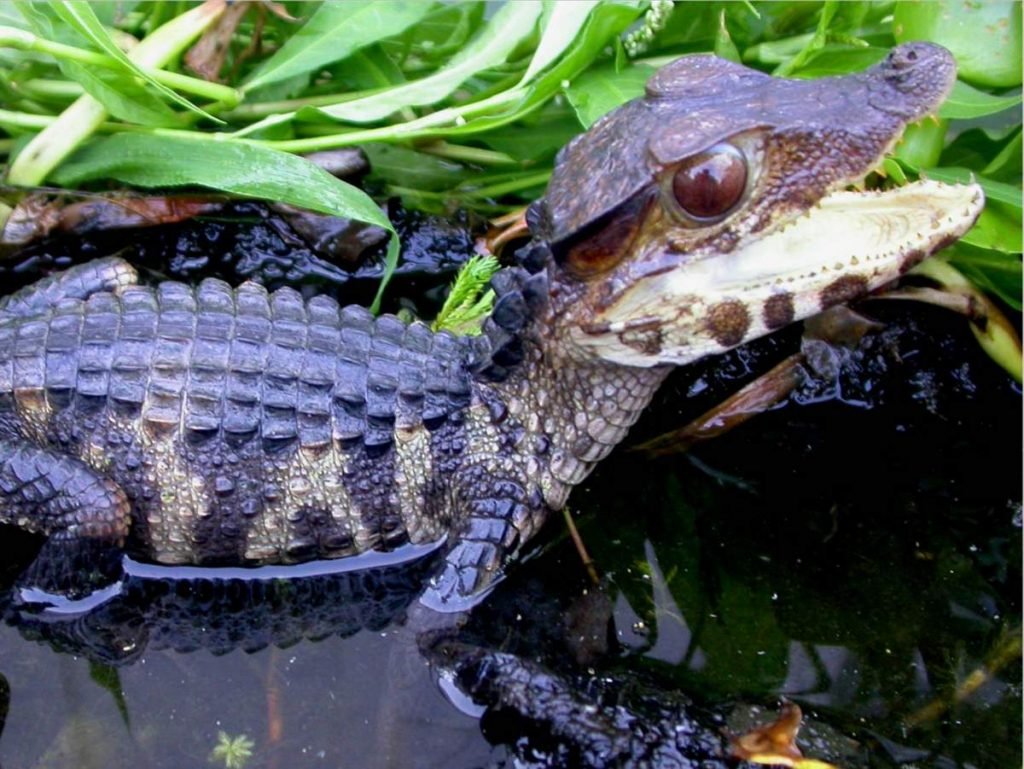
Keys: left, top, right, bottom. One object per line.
{"left": 0, "top": 546, "right": 492, "bottom": 769}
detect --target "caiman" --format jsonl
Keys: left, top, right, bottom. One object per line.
{"left": 0, "top": 43, "right": 983, "bottom": 611}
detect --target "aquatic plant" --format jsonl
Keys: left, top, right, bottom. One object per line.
{"left": 209, "top": 731, "right": 254, "bottom": 769}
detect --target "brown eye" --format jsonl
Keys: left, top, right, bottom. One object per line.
{"left": 566, "top": 212, "right": 641, "bottom": 276}
{"left": 560, "top": 193, "right": 651, "bottom": 277}
{"left": 672, "top": 143, "right": 747, "bottom": 221}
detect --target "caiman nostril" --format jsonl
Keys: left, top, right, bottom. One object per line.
{"left": 872, "top": 42, "right": 956, "bottom": 117}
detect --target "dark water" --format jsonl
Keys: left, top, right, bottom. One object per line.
{"left": 0, "top": 246, "right": 1019, "bottom": 768}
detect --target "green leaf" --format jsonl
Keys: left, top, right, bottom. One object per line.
{"left": 960, "top": 201, "right": 1023, "bottom": 253}
{"left": 13, "top": 1, "right": 182, "bottom": 126}
{"left": 939, "top": 80, "right": 1023, "bottom": 120}
{"left": 479, "top": 106, "right": 581, "bottom": 162}
{"left": 434, "top": 0, "right": 644, "bottom": 138}
{"left": 363, "top": 143, "right": 476, "bottom": 191}
{"left": 51, "top": 134, "right": 392, "bottom": 231}
{"left": 43, "top": 0, "right": 214, "bottom": 120}
{"left": 382, "top": 1, "right": 486, "bottom": 64}
{"left": 921, "top": 166, "right": 1022, "bottom": 209}
{"left": 787, "top": 45, "right": 887, "bottom": 77}
{"left": 51, "top": 133, "right": 403, "bottom": 313}
{"left": 243, "top": 2, "right": 436, "bottom": 92}
{"left": 315, "top": 1, "right": 544, "bottom": 123}
{"left": 88, "top": 661, "right": 130, "bottom": 729}
{"left": 893, "top": 118, "right": 947, "bottom": 169}
{"left": 520, "top": 1, "right": 600, "bottom": 84}
{"left": 565, "top": 62, "right": 653, "bottom": 128}
{"left": 713, "top": 9, "right": 741, "bottom": 63}
{"left": 983, "top": 130, "right": 1022, "bottom": 182}
{"left": 894, "top": 0, "right": 1022, "bottom": 88}
{"left": 944, "top": 243, "right": 1022, "bottom": 311}
{"left": 940, "top": 126, "right": 1021, "bottom": 176}
{"left": 60, "top": 64, "right": 183, "bottom": 127}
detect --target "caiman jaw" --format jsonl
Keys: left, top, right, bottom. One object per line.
{"left": 582, "top": 178, "right": 984, "bottom": 367}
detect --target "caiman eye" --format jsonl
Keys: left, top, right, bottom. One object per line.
{"left": 561, "top": 193, "right": 650, "bottom": 277}
{"left": 672, "top": 143, "right": 747, "bottom": 221}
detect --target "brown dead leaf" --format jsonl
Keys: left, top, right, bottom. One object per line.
{"left": 730, "top": 703, "right": 840, "bottom": 769}
{"left": 185, "top": 1, "right": 250, "bottom": 82}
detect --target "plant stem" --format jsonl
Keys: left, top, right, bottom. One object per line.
{"left": 0, "top": 25, "right": 239, "bottom": 105}
{"left": 0, "top": 108, "right": 62, "bottom": 130}
{"left": 909, "top": 259, "right": 1023, "bottom": 382}
{"left": 419, "top": 141, "right": 519, "bottom": 166}
{"left": 221, "top": 91, "right": 366, "bottom": 120}
{"left": 460, "top": 170, "right": 551, "bottom": 199}
{"left": 15, "top": 78, "right": 83, "bottom": 101}
{"left": 258, "top": 88, "right": 527, "bottom": 154}
{"left": 6, "top": 0, "right": 227, "bottom": 186}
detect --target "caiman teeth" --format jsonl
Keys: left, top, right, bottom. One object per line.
{"left": 702, "top": 179, "right": 984, "bottom": 290}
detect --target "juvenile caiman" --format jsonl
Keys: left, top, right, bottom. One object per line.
{"left": 0, "top": 43, "right": 983, "bottom": 610}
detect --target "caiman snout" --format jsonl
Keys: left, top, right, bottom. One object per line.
{"left": 872, "top": 42, "right": 957, "bottom": 119}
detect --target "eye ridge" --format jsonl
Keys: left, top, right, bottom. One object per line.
{"left": 671, "top": 142, "right": 748, "bottom": 222}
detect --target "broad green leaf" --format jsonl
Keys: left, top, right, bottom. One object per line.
{"left": 789, "top": 45, "right": 887, "bottom": 77}
{"left": 565, "top": 63, "right": 653, "bottom": 128}
{"left": 941, "top": 126, "right": 1022, "bottom": 175}
{"left": 713, "top": 9, "right": 741, "bottom": 63}
{"left": 89, "top": 2, "right": 138, "bottom": 27}
{"left": 51, "top": 134, "right": 392, "bottom": 231}
{"left": 0, "top": 5, "right": 30, "bottom": 29}
{"left": 479, "top": 107, "right": 581, "bottom": 162}
{"left": 382, "top": 1, "right": 486, "bottom": 64}
{"left": 945, "top": 243, "right": 1023, "bottom": 311}
{"left": 921, "top": 166, "right": 1022, "bottom": 209}
{"left": 894, "top": 0, "right": 1021, "bottom": 88}
{"left": 58, "top": 63, "right": 183, "bottom": 127}
{"left": 339, "top": 46, "right": 409, "bottom": 93}
{"left": 42, "top": 0, "right": 213, "bottom": 120}
{"left": 654, "top": 2, "right": 726, "bottom": 49}
{"left": 432, "top": 1, "right": 644, "bottom": 138}
{"left": 983, "top": 130, "right": 1022, "bottom": 182}
{"left": 938, "top": 80, "right": 1023, "bottom": 120}
{"left": 52, "top": 133, "right": 402, "bottom": 313}
{"left": 316, "top": 2, "right": 544, "bottom": 123}
{"left": 893, "top": 118, "right": 947, "bottom": 169}
{"left": 519, "top": 1, "right": 599, "bottom": 84}
{"left": 243, "top": 2, "right": 436, "bottom": 92}
{"left": 363, "top": 143, "right": 476, "bottom": 191}
{"left": 960, "top": 202, "right": 1022, "bottom": 254}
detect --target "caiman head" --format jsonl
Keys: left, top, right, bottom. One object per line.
{"left": 526, "top": 42, "right": 984, "bottom": 368}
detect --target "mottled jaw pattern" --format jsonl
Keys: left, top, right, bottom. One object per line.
{"left": 575, "top": 179, "right": 984, "bottom": 367}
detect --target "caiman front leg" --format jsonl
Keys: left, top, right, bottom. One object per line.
{"left": 0, "top": 438, "right": 130, "bottom": 599}
{"left": 0, "top": 256, "right": 137, "bottom": 322}
{"left": 421, "top": 473, "right": 544, "bottom": 612}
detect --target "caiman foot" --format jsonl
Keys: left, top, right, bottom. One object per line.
{"left": 0, "top": 440, "right": 129, "bottom": 603}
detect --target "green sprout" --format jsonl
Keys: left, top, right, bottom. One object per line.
{"left": 432, "top": 254, "right": 500, "bottom": 336}
{"left": 209, "top": 731, "right": 254, "bottom": 769}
